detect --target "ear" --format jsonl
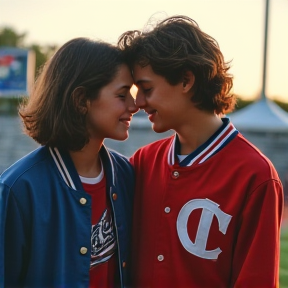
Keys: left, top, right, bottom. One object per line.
{"left": 182, "top": 70, "right": 195, "bottom": 93}
{"left": 72, "top": 86, "right": 88, "bottom": 114}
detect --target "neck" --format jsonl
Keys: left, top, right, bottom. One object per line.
{"left": 69, "top": 138, "right": 103, "bottom": 178}
{"left": 176, "top": 112, "right": 223, "bottom": 155}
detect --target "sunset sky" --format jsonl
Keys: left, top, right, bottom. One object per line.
{"left": 1, "top": 0, "right": 287, "bottom": 103}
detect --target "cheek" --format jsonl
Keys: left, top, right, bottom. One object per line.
{"left": 154, "top": 87, "right": 170, "bottom": 100}
{"left": 112, "top": 102, "right": 126, "bottom": 114}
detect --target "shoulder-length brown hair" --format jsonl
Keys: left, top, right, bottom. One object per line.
{"left": 118, "top": 15, "right": 236, "bottom": 114}
{"left": 19, "top": 38, "right": 125, "bottom": 150}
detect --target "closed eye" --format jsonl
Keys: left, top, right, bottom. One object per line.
{"left": 118, "top": 94, "right": 126, "bottom": 99}
{"left": 143, "top": 88, "right": 152, "bottom": 94}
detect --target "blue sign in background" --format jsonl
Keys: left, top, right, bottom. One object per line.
{"left": 0, "top": 47, "right": 33, "bottom": 97}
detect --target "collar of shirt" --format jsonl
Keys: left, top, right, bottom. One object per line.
{"left": 168, "top": 117, "right": 238, "bottom": 167}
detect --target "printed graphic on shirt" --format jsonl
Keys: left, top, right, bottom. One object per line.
{"left": 176, "top": 198, "right": 232, "bottom": 260}
{"left": 90, "top": 209, "right": 116, "bottom": 267}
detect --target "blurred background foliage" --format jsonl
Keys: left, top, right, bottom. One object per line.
{"left": 235, "top": 97, "right": 288, "bottom": 112}
{"left": 0, "top": 26, "right": 57, "bottom": 76}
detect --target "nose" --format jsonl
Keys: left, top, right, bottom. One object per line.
{"left": 135, "top": 90, "right": 146, "bottom": 109}
{"left": 128, "top": 94, "right": 139, "bottom": 114}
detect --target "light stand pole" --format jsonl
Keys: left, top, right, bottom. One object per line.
{"left": 261, "top": 0, "right": 270, "bottom": 100}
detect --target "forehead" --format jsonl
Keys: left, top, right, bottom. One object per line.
{"left": 111, "top": 64, "right": 133, "bottom": 88}
{"left": 133, "top": 64, "right": 158, "bottom": 84}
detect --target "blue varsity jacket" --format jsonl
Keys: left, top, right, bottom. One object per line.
{"left": 0, "top": 145, "right": 134, "bottom": 288}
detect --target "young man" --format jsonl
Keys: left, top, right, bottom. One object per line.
{"left": 118, "top": 16, "right": 284, "bottom": 287}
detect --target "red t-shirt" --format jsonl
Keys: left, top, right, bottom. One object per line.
{"left": 81, "top": 173, "right": 119, "bottom": 288}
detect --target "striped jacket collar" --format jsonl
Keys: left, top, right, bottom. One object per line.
{"left": 49, "top": 145, "right": 115, "bottom": 190}
{"left": 168, "top": 117, "right": 238, "bottom": 167}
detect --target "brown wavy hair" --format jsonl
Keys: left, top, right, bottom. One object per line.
{"left": 19, "top": 38, "right": 125, "bottom": 150}
{"left": 118, "top": 15, "right": 236, "bottom": 114}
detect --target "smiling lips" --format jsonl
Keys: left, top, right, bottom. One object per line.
{"left": 119, "top": 117, "right": 132, "bottom": 127}
{"left": 145, "top": 110, "right": 157, "bottom": 122}
{"left": 120, "top": 110, "right": 157, "bottom": 127}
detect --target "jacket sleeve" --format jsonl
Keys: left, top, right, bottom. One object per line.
{"left": 0, "top": 182, "right": 26, "bottom": 287}
{"left": 231, "top": 179, "right": 283, "bottom": 288}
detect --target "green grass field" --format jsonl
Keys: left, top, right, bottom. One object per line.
{"left": 280, "top": 227, "right": 288, "bottom": 287}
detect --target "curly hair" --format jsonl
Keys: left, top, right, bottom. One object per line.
{"left": 19, "top": 38, "right": 125, "bottom": 150}
{"left": 118, "top": 15, "right": 236, "bottom": 114}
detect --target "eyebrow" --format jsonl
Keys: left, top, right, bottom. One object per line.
{"left": 117, "top": 85, "right": 132, "bottom": 90}
{"left": 135, "top": 79, "right": 151, "bottom": 85}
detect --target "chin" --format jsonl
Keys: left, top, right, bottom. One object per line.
{"left": 113, "top": 132, "right": 129, "bottom": 141}
{"left": 152, "top": 124, "right": 170, "bottom": 134}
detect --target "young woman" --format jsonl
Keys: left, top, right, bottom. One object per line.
{"left": 0, "top": 37, "right": 138, "bottom": 288}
